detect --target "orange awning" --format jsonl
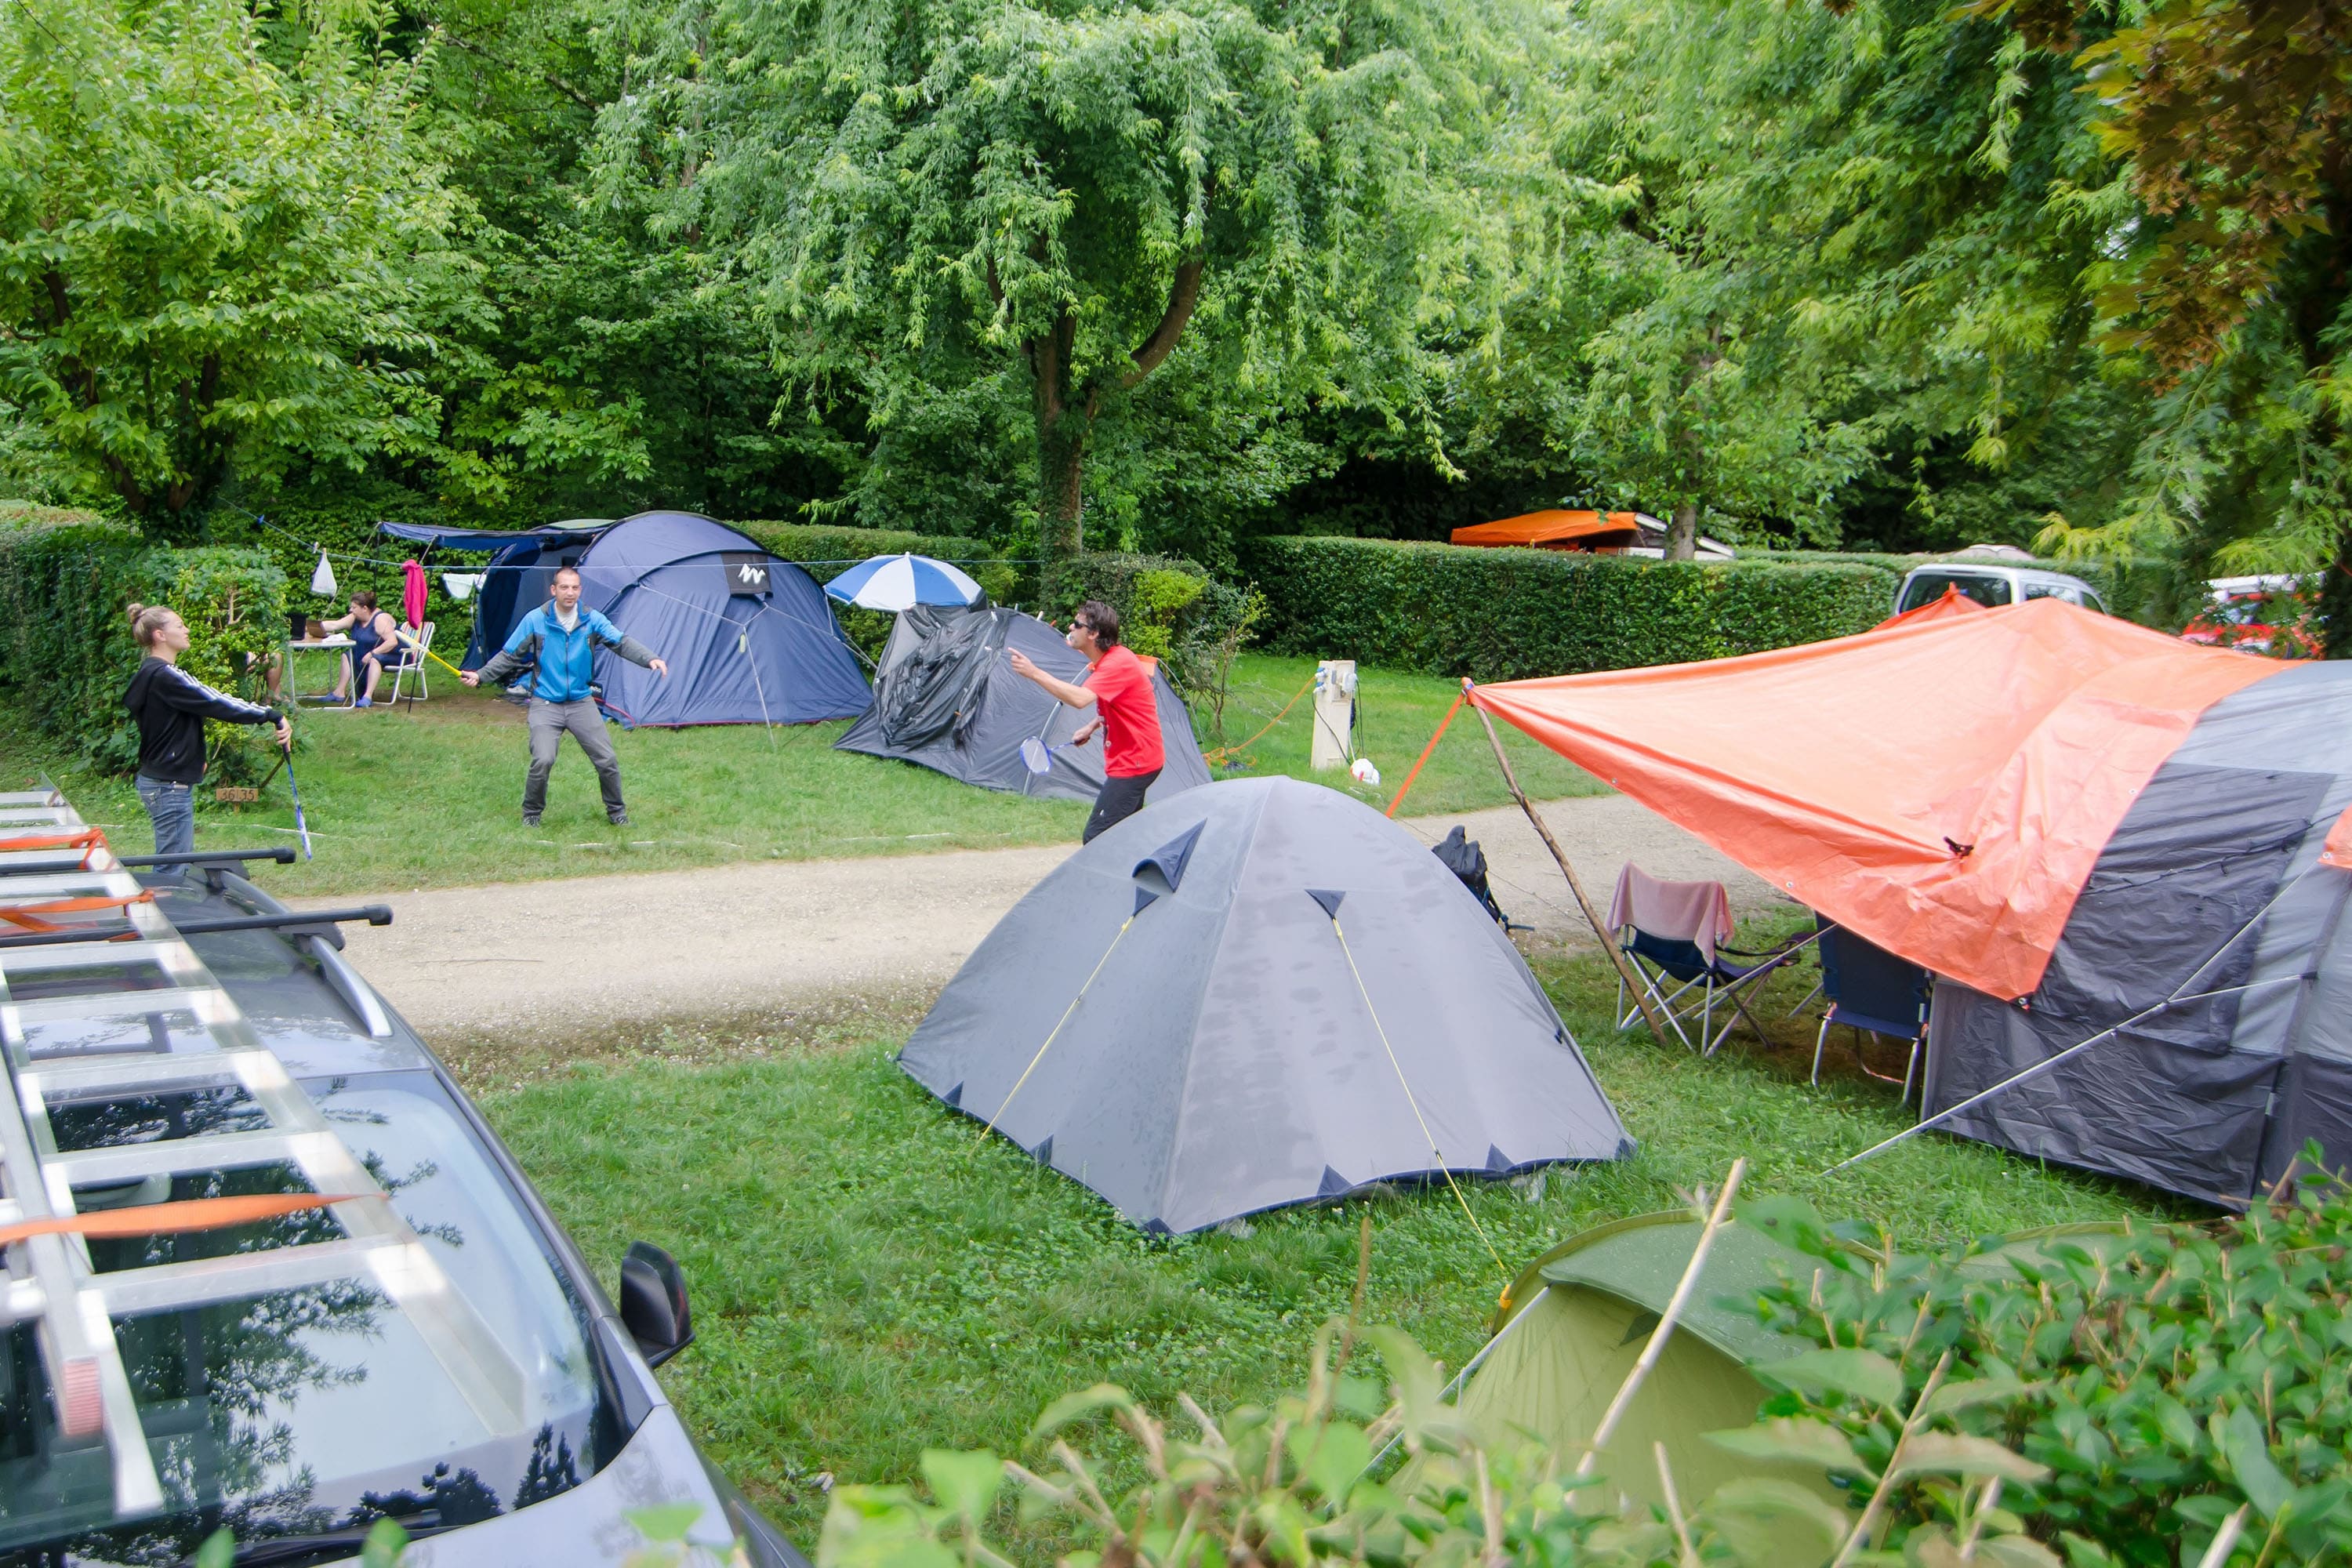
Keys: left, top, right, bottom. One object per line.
{"left": 1872, "top": 585, "right": 1986, "bottom": 632}
{"left": 1451, "top": 510, "right": 1642, "bottom": 549}
{"left": 1469, "top": 600, "right": 2291, "bottom": 999}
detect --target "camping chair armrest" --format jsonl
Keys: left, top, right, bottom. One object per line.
{"left": 1719, "top": 927, "right": 1828, "bottom": 961}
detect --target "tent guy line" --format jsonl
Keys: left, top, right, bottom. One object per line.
{"left": 1325, "top": 906, "right": 1511, "bottom": 1279}
{"left": 975, "top": 914, "right": 1140, "bottom": 1149}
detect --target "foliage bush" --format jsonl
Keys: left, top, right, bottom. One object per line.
{"left": 1246, "top": 536, "right": 1896, "bottom": 680}
{"left": 818, "top": 1171, "right": 2352, "bottom": 1567}
{"left": 1748, "top": 1161, "right": 2352, "bottom": 1566}
{"left": 0, "top": 516, "right": 288, "bottom": 782}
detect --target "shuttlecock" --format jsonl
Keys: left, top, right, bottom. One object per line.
{"left": 1350, "top": 757, "right": 1381, "bottom": 786}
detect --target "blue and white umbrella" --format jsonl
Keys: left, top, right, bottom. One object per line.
{"left": 823, "top": 553, "right": 985, "bottom": 612}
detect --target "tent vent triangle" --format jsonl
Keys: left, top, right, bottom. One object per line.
{"left": 1307, "top": 888, "right": 1345, "bottom": 920}
{"left": 1317, "top": 1165, "right": 1352, "bottom": 1199}
{"left": 1142, "top": 1218, "right": 1172, "bottom": 1236}
{"left": 943, "top": 1082, "right": 962, "bottom": 1109}
{"left": 1485, "top": 1145, "right": 1513, "bottom": 1175}
{"left": 1030, "top": 1135, "right": 1053, "bottom": 1167}
{"left": 1131, "top": 822, "right": 1205, "bottom": 906}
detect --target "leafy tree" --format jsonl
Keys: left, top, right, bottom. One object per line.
{"left": 1985, "top": 0, "right": 2352, "bottom": 649}
{"left": 590, "top": 0, "right": 1546, "bottom": 582}
{"left": 0, "top": 0, "right": 464, "bottom": 539}
{"left": 1465, "top": 0, "right": 2127, "bottom": 557}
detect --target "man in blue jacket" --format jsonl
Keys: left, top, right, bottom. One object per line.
{"left": 461, "top": 566, "right": 669, "bottom": 826}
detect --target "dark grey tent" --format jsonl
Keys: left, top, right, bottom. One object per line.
{"left": 1923, "top": 661, "right": 2352, "bottom": 1206}
{"left": 900, "top": 777, "right": 1632, "bottom": 1232}
{"left": 834, "top": 605, "right": 1211, "bottom": 804}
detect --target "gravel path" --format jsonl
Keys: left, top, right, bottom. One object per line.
{"left": 326, "top": 793, "right": 1780, "bottom": 1040}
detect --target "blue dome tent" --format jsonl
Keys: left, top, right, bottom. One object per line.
{"left": 572, "top": 511, "right": 871, "bottom": 728}
{"left": 377, "top": 520, "right": 609, "bottom": 671}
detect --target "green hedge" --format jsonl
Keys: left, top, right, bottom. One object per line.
{"left": 1243, "top": 535, "right": 1896, "bottom": 680}
{"left": 0, "top": 515, "right": 289, "bottom": 782}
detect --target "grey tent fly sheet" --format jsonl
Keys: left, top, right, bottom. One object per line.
{"left": 834, "top": 605, "right": 1211, "bottom": 804}
{"left": 1921, "top": 660, "right": 2352, "bottom": 1206}
{"left": 899, "top": 777, "right": 1632, "bottom": 1233}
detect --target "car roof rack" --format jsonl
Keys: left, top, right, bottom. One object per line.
{"left": 0, "top": 792, "right": 527, "bottom": 1519}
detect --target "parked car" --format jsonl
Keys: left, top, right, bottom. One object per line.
{"left": 2180, "top": 575, "right": 2321, "bottom": 657}
{"left": 1892, "top": 561, "right": 2107, "bottom": 616}
{"left": 0, "top": 796, "right": 806, "bottom": 1568}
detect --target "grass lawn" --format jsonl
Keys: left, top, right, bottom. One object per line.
{"left": 470, "top": 937, "right": 2172, "bottom": 1553}
{"left": 1, "top": 652, "right": 1597, "bottom": 897}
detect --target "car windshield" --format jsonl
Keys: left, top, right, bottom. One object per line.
{"left": 1900, "top": 569, "right": 2009, "bottom": 611}
{"left": 0, "top": 1072, "right": 610, "bottom": 1564}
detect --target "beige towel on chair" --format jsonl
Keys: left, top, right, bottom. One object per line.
{"left": 1607, "top": 864, "right": 1736, "bottom": 964}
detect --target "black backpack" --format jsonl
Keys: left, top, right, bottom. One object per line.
{"left": 1433, "top": 825, "right": 1510, "bottom": 928}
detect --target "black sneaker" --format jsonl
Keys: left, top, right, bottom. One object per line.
{"left": 522, "top": 814, "right": 541, "bottom": 828}
{"left": 608, "top": 811, "right": 630, "bottom": 827}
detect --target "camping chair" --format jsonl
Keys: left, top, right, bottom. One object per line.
{"left": 386, "top": 620, "right": 434, "bottom": 705}
{"left": 1809, "top": 920, "right": 1933, "bottom": 1104}
{"left": 1610, "top": 865, "right": 1813, "bottom": 1056}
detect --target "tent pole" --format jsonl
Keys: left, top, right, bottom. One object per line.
{"left": 1467, "top": 681, "right": 1673, "bottom": 1050}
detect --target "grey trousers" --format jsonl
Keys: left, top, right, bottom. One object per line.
{"left": 524, "top": 699, "right": 625, "bottom": 818}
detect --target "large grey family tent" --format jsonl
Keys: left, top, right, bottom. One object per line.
{"left": 1466, "top": 601, "right": 2352, "bottom": 1205}
{"left": 1456, "top": 1214, "right": 2122, "bottom": 1550}
{"left": 899, "top": 776, "right": 1631, "bottom": 1233}
{"left": 378, "top": 520, "right": 609, "bottom": 670}
{"left": 835, "top": 604, "right": 1211, "bottom": 804}
{"left": 568, "top": 510, "right": 871, "bottom": 728}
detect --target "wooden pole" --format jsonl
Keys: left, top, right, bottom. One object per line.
{"left": 1466, "top": 679, "right": 1675, "bottom": 1049}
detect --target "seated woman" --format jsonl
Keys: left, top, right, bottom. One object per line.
{"left": 322, "top": 590, "right": 412, "bottom": 708}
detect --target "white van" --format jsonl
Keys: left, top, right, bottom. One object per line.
{"left": 1893, "top": 561, "right": 2107, "bottom": 616}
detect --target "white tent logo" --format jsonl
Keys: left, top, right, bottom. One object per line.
{"left": 735, "top": 561, "right": 767, "bottom": 589}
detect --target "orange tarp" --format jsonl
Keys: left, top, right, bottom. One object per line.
{"left": 1469, "top": 600, "right": 2289, "bottom": 999}
{"left": 2324, "top": 805, "right": 2352, "bottom": 872}
{"left": 1872, "top": 585, "right": 1986, "bottom": 632}
{"left": 1451, "top": 510, "right": 1642, "bottom": 550}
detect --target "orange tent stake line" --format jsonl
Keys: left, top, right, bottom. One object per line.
{"left": 1384, "top": 691, "right": 1464, "bottom": 818}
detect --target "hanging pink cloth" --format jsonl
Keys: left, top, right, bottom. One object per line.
{"left": 401, "top": 559, "right": 426, "bottom": 630}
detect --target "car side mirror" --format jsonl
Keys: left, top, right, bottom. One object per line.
{"left": 619, "top": 1241, "right": 695, "bottom": 1367}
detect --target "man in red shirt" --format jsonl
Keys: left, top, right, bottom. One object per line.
{"left": 1008, "top": 599, "right": 1165, "bottom": 842}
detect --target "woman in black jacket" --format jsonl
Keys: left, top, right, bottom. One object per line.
{"left": 122, "top": 603, "right": 292, "bottom": 858}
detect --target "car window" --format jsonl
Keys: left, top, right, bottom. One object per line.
{"left": 2021, "top": 580, "right": 2073, "bottom": 602}
{"left": 1901, "top": 569, "right": 2009, "bottom": 612}
{"left": 0, "top": 1073, "right": 612, "bottom": 1563}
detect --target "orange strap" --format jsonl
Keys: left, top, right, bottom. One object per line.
{"left": 1385, "top": 692, "right": 1465, "bottom": 818}
{"left": 0, "top": 890, "right": 156, "bottom": 933}
{"left": 0, "top": 829, "right": 107, "bottom": 857}
{"left": 0, "top": 1192, "right": 365, "bottom": 1250}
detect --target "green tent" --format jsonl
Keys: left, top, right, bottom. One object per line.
{"left": 1456, "top": 1213, "right": 1834, "bottom": 1523}
{"left": 1453, "top": 1213, "right": 2125, "bottom": 1546}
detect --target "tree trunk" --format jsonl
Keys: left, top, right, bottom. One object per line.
{"left": 2322, "top": 521, "right": 2352, "bottom": 660}
{"left": 1039, "top": 416, "right": 1087, "bottom": 602}
{"left": 1666, "top": 501, "right": 1700, "bottom": 561}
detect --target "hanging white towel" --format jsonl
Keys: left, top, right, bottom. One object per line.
{"left": 310, "top": 548, "right": 339, "bottom": 599}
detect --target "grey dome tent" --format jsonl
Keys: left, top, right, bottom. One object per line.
{"left": 834, "top": 604, "right": 1210, "bottom": 804}
{"left": 899, "top": 776, "right": 1632, "bottom": 1233}
{"left": 1923, "top": 661, "right": 2352, "bottom": 1204}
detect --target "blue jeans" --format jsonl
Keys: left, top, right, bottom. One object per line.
{"left": 135, "top": 775, "right": 196, "bottom": 859}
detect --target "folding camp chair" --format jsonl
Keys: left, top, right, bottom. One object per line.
{"left": 1610, "top": 865, "right": 1813, "bottom": 1056}
{"left": 386, "top": 620, "right": 434, "bottom": 705}
{"left": 1809, "top": 920, "right": 1933, "bottom": 1104}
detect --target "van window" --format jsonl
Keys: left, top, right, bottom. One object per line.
{"left": 2021, "top": 580, "right": 2075, "bottom": 604}
{"left": 1900, "top": 570, "right": 2010, "bottom": 612}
